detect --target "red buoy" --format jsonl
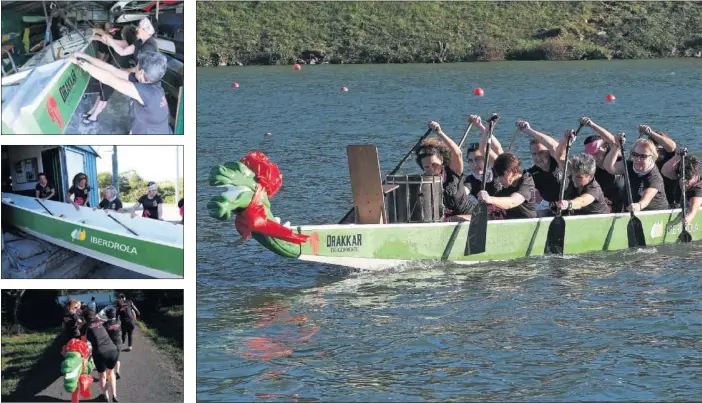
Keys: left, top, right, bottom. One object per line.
{"left": 605, "top": 94, "right": 616, "bottom": 102}
{"left": 473, "top": 87, "right": 484, "bottom": 96}
{"left": 264, "top": 132, "right": 272, "bottom": 137}
{"left": 293, "top": 64, "right": 301, "bottom": 71}
{"left": 340, "top": 86, "right": 348, "bottom": 92}
{"left": 231, "top": 82, "right": 239, "bottom": 88}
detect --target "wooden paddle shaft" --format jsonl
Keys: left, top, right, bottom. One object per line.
{"left": 618, "top": 134, "right": 637, "bottom": 217}
{"left": 481, "top": 114, "right": 499, "bottom": 191}
{"left": 680, "top": 150, "right": 689, "bottom": 230}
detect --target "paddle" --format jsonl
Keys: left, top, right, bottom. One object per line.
{"left": 507, "top": 126, "right": 520, "bottom": 152}
{"left": 457, "top": 123, "right": 474, "bottom": 149}
{"left": 618, "top": 133, "right": 647, "bottom": 248}
{"left": 337, "top": 128, "right": 433, "bottom": 224}
{"left": 464, "top": 113, "right": 500, "bottom": 255}
{"left": 35, "top": 198, "right": 54, "bottom": 216}
{"left": 107, "top": 213, "right": 140, "bottom": 237}
{"left": 678, "top": 148, "right": 693, "bottom": 243}
{"left": 544, "top": 127, "right": 580, "bottom": 255}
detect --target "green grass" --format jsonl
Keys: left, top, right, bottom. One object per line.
{"left": 1, "top": 328, "right": 61, "bottom": 397}
{"left": 196, "top": 1, "right": 702, "bottom": 66}
{"left": 136, "top": 305, "right": 183, "bottom": 372}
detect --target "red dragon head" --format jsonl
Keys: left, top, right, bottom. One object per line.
{"left": 47, "top": 96, "right": 65, "bottom": 129}
{"left": 240, "top": 151, "right": 283, "bottom": 197}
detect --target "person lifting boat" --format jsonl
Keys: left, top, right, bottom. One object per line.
{"left": 517, "top": 121, "right": 565, "bottom": 209}
{"left": 638, "top": 125, "right": 679, "bottom": 207}
{"left": 554, "top": 151, "right": 610, "bottom": 215}
{"left": 130, "top": 182, "right": 164, "bottom": 220}
{"left": 477, "top": 153, "right": 538, "bottom": 219}
{"left": 35, "top": 173, "right": 56, "bottom": 201}
{"left": 662, "top": 151, "right": 702, "bottom": 225}
{"left": 579, "top": 117, "right": 626, "bottom": 212}
{"left": 96, "top": 186, "right": 125, "bottom": 213}
{"left": 67, "top": 173, "right": 91, "bottom": 210}
{"left": 604, "top": 134, "right": 669, "bottom": 212}
{"left": 415, "top": 121, "right": 472, "bottom": 222}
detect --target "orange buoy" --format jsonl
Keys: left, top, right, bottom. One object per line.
{"left": 232, "top": 82, "right": 239, "bottom": 88}
{"left": 605, "top": 94, "right": 616, "bottom": 102}
{"left": 473, "top": 87, "right": 484, "bottom": 96}
{"left": 340, "top": 87, "right": 348, "bottom": 92}
{"left": 264, "top": 132, "right": 272, "bottom": 137}
{"left": 293, "top": 64, "right": 301, "bottom": 71}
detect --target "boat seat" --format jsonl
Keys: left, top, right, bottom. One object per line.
{"left": 347, "top": 145, "right": 388, "bottom": 224}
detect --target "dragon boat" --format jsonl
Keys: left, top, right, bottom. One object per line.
{"left": 208, "top": 148, "right": 701, "bottom": 271}
{"left": 2, "top": 193, "right": 183, "bottom": 278}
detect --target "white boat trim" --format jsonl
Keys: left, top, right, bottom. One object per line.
{"left": 17, "top": 226, "right": 180, "bottom": 279}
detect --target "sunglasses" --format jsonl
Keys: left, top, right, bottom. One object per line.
{"left": 631, "top": 152, "right": 651, "bottom": 160}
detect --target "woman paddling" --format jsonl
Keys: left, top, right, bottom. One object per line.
{"left": 579, "top": 117, "right": 626, "bottom": 212}
{"left": 463, "top": 115, "right": 502, "bottom": 198}
{"left": 67, "top": 173, "right": 91, "bottom": 210}
{"left": 554, "top": 153, "right": 610, "bottom": 215}
{"left": 603, "top": 134, "right": 669, "bottom": 212}
{"left": 638, "top": 125, "right": 679, "bottom": 206}
{"left": 516, "top": 121, "right": 565, "bottom": 207}
{"left": 662, "top": 151, "right": 702, "bottom": 225}
{"left": 477, "top": 153, "right": 537, "bottom": 219}
{"left": 415, "top": 121, "right": 472, "bottom": 222}
{"left": 85, "top": 309, "right": 120, "bottom": 402}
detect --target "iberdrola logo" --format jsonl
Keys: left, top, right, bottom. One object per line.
{"left": 650, "top": 221, "right": 663, "bottom": 239}
{"left": 71, "top": 228, "right": 87, "bottom": 241}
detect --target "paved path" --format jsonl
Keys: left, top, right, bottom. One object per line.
{"left": 32, "top": 326, "right": 183, "bottom": 402}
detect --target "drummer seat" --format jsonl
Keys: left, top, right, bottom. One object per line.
{"left": 346, "top": 145, "right": 395, "bottom": 224}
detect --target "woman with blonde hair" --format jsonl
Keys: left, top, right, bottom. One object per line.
{"left": 96, "top": 186, "right": 125, "bottom": 212}
{"left": 604, "top": 135, "right": 669, "bottom": 212}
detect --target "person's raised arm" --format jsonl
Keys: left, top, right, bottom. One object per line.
{"left": 517, "top": 121, "right": 560, "bottom": 157}
{"left": 104, "top": 35, "right": 135, "bottom": 56}
{"left": 429, "top": 121, "right": 463, "bottom": 175}
{"left": 580, "top": 117, "right": 616, "bottom": 144}
{"left": 604, "top": 142, "right": 625, "bottom": 175}
{"left": 70, "top": 56, "right": 143, "bottom": 105}
{"left": 661, "top": 152, "right": 682, "bottom": 180}
{"left": 73, "top": 52, "right": 130, "bottom": 79}
{"left": 640, "top": 125, "right": 676, "bottom": 153}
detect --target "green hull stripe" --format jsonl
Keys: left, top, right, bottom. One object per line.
{"left": 4, "top": 204, "right": 183, "bottom": 276}
{"left": 299, "top": 210, "right": 701, "bottom": 262}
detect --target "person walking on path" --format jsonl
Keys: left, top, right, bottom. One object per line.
{"left": 117, "top": 297, "right": 140, "bottom": 351}
{"left": 85, "top": 309, "right": 120, "bottom": 402}
{"left": 102, "top": 307, "right": 123, "bottom": 380}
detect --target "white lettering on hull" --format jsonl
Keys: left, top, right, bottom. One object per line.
{"left": 90, "top": 236, "right": 138, "bottom": 255}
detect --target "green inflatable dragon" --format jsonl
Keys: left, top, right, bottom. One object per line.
{"left": 61, "top": 338, "right": 95, "bottom": 402}
{"left": 208, "top": 151, "right": 310, "bottom": 257}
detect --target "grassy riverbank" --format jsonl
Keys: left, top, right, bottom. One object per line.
{"left": 196, "top": 1, "right": 702, "bottom": 66}
{"left": 1, "top": 327, "right": 62, "bottom": 398}
{"left": 136, "top": 304, "right": 184, "bottom": 372}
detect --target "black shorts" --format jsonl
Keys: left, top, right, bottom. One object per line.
{"left": 93, "top": 348, "right": 120, "bottom": 372}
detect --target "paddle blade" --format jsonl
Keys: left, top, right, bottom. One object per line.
{"left": 544, "top": 216, "right": 565, "bottom": 255}
{"left": 678, "top": 230, "right": 693, "bottom": 243}
{"left": 465, "top": 202, "right": 488, "bottom": 255}
{"left": 626, "top": 217, "right": 646, "bottom": 247}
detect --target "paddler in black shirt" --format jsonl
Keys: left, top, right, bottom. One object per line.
{"left": 96, "top": 186, "right": 125, "bottom": 212}
{"left": 604, "top": 135, "right": 669, "bottom": 212}
{"left": 35, "top": 173, "right": 56, "bottom": 200}
{"left": 415, "top": 121, "right": 472, "bottom": 222}
{"left": 638, "top": 125, "right": 679, "bottom": 207}
{"left": 67, "top": 173, "right": 91, "bottom": 210}
{"left": 463, "top": 115, "right": 502, "bottom": 199}
{"left": 517, "top": 121, "right": 565, "bottom": 209}
{"left": 131, "top": 182, "right": 164, "bottom": 220}
{"left": 477, "top": 153, "right": 537, "bottom": 220}
{"left": 554, "top": 153, "right": 610, "bottom": 215}
{"left": 662, "top": 151, "right": 702, "bottom": 226}
{"left": 579, "top": 117, "right": 626, "bottom": 212}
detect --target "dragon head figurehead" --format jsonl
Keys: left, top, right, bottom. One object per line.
{"left": 208, "top": 151, "right": 310, "bottom": 257}
{"left": 61, "top": 338, "right": 95, "bottom": 402}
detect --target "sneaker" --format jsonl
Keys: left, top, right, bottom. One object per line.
{"left": 116, "top": 372, "right": 121, "bottom": 380}
{"left": 127, "top": 346, "right": 132, "bottom": 351}
{"left": 104, "top": 392, "right": 111, "bottom": 402}
{"left": 112, "top": 397, "right": 119, "bottom": 402}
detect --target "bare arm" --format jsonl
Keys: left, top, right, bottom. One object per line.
{"left": 582, "top": 117, "right": 617, "bottom": 144}
{"left": 637, "top": 188, "right": 659, "bottom": 210}
{"left": 35, "top": 190, "right": 41, "bottom": 198}
{"left": 75, "top": 52, "right": 129, "bottom": 79}
{"left": 568, "top": 193, "right": 596, "bottom": 210}
{"left": 76, "top": 61, "right": 144, "bottom": 105}
{"left": 479, "top": 133, "right": 500, "bottom": 166}
{"left": 130, "top": 202, "right": 142, "bottom": 217}
{"left": 522, "top": 127, "right": 560, "bottom": 156}
{"left": 604, "top": 147, "right": 625, "bottom": 175}
{"left": 104, "top": 35, "right": 135, "bottom": 56}
{"left": 47, "top": 188, "right": 55, "bottom": 200}
{"left": 641, "top": 126, "right": 676, "bottom": 153}
{"left": 687, "top": 197, "right": 702, "bottom": 224}
{"left": 158, "top": 203, "right": 164, "bottom": 220}
{"left": 661, "top": 154, "right": 681, "bottom": 179}
{"left": 431, "top": 122, "right": 463, "bottom": 176}
{"left": 487, "top": 192, "right": 526, "bottom": 210}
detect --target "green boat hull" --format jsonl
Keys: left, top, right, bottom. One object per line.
{"left": 2, "top": 201, "right": 183, "bottom": 278}
{"left": 290, "top": 210, "right": 701, "bottom": 270}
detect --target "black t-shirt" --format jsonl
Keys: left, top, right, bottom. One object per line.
{"left": 626, "top": 161, "right": 669, "bottom": 211}
{"left": 464, "top": 169, "right": 497, "bottom": 197}
{"left": 563, "top": 179, "right": 610, "bottom": 215}
{"left": 63, "top": 312, "right": 82, "bottom": 338}
{"left": 118, "top": 302, "right": 137, "bottom": 324}
{"left": 98, "top": 198, "right": 123, "bottom": 211}
{"left": 595, "top": 164, "right": 625, "bottom": 210}
{"left": 527, "top": 156, "right": 562, "bottom": 202}
{"left": 492, "top": 173, "right": 537, "bottom": 219}
{"left": 177, "top": 198, "right": 184, "bottom": 208}
{"left": 86, "top": 320, "right": 118, "bottom": 354}
{"left": 35, "top": 183, "right": 54, "bottom": 199}
{"left": 102, "top": 318, "right": 122, "bottom": 348}
{"left": 128, "top": 73, "right": 171, "bottom": 134}
{"left": 442, "top": 167, "right": 471, "bottom": 216}
{"left": 137, "top": 194, "right": 163, "bottom": 219}
{"left": 656, "top": 149, "right": 679, "bottom": 207}
{"left": 68, "top": 185, "right": 91, "bottom": 207}
{"left": 686, "top": 183, "right": 702, "bottom": 205}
